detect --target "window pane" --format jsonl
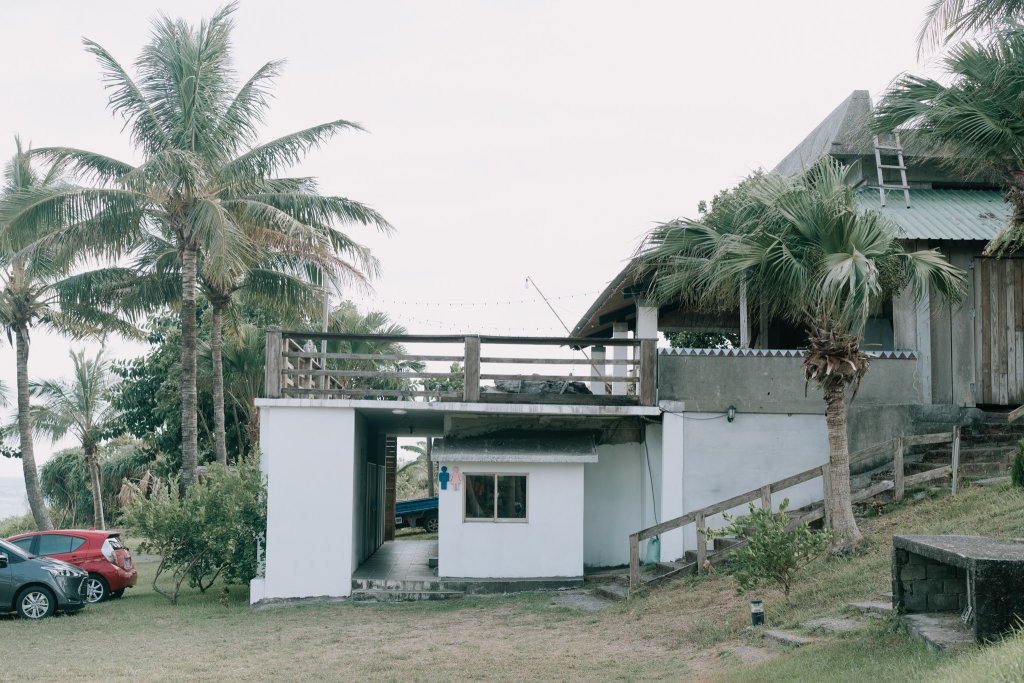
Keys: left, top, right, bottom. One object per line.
{"left": 465, "top": 475, "right": 495, "bottom": 519}
{"left": 496, "top": 475, "right": 527, "bottom": 519}
{"left": 11, "top": 538, "right": 33, "bottom": 553}
{"left": 36, "top": 534, "right": 73, "bottom": 555}
{"left": 69, "top": 536, "right": 86, "bottom": 552}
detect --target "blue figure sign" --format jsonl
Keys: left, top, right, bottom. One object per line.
{"left": 438, "top": 465, "right": 450, "bottom": 491}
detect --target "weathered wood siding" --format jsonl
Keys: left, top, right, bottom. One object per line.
{"left": 974, "top": 258, "right": 1024, "bottom": 405}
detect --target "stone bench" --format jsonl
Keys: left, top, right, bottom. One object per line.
{"left": 893, "top": 535, "right": 1024, "bottom": 642}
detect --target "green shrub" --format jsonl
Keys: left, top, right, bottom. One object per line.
{"left": 0, "top": 512, "right": 38, "bottom": 538}
{"left": 702, "top": 499, "right": 831, "bottom": 601}
{"left": 121, "top": 461, "right": 266, "bottom": 603}
{"left": 1012, "top": 440, "right": 1024, "bottom": 488}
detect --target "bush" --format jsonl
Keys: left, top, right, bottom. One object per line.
{"left": 1012, "top": 440, "right": 1024, "bottom": 488}
{"left": 120, "top": 461, "right": 266, "bottom": 603}
{"left": 702, "top": 499, "right": 831, "bottom": 601}
{"left": 0, "top": 512, "right": 38, "bottom": 538}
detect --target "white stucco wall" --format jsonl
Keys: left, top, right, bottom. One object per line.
{"left": 256, "top": 405, "right": 357, "bottom": 601}
{"left": 438, "top": 461, "right": 584, "bottom": 578}
{"left": 584, "top": 442, "right": 643, "bottom": 568}
{"left": 674, "top": 411, "right": 828, "bottom": 553}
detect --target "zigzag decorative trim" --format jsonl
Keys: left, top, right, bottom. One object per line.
{"left": 659, "top": 347, "right": 917, "bottom": 360}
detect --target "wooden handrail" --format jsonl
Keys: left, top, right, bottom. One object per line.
{"left": 626, "top": 428, "right": 962, "bottom": 596}
{"left": 266, "top": 330, "right": 657, "bottom": 405}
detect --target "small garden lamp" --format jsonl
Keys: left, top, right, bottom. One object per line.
{"left": 727, "top": 405, "right": 737, "bottom": 423}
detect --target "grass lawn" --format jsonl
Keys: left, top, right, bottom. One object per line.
{"left": 2, "top": 483, "right": 1023, "bottom": 682}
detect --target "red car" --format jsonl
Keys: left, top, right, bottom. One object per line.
{"left": 5, "top": 530, "right": 137, "bottom": 603}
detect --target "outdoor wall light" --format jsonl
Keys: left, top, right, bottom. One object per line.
{"left": 727, "top": 405, "right": 736, "bottom": 422}
{"left": 391, "top": 409, "right": 407, "bottom": 416}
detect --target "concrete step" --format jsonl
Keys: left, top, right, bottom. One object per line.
{"left": 762, "top": 629, "right": 816, "bottom": 647}
{"left": 351, "top": 589, "right": 464, "bottom": 602}
{"left": 654, "top": 559, "right": 695, "bottom": 576}
{"left": 593, "top": 582, "right": 629, "bottom": 601}
{"left": 902, "top": 613, "right": 975, "bottom": 652}
{"left": 960, "top": 462, "right": 1009, "bottom": 477}
{"left": 848, "top": 600, "right": 893, "bottom": 616}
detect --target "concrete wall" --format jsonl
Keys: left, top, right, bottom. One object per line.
{"left": 256, "top": 405, "right": 357, "bottom": 601}
{"left": 438, "top": 461, "right": 584, "bottom": 578}
{"left": 673, "top": 411, "right": 829, "bottom": 555}
{"left": 584, "top": 442, "right": 643, "bottom": 568}
{"left": 658, "top": 352, "right": 921, "bottom": 413}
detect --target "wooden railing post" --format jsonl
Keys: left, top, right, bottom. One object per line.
{"left": 639, "top": 339, "right": 657, "bottom": 406}
{"left": 759, "top": 485, "right": 772, "bottom": 511}
{"left": 463, "top": 336, "right": 481, "bottom": 402}
{"left": 893, "top": 437, "right": 905, "bottom": 502}
{"left": 265, "top": 330, "right": 283, "bottom": 398}
{"left": 821, "top": 465, "right": 832, "bottom": 531}
{"left": 951, "top": 426, "right": 961, "bottom": 496}
{"left": 628, "top": 533, "right": 640, "bottom": 595}
{"left": 695, "top": 512, "right": 707, "bottom": 574}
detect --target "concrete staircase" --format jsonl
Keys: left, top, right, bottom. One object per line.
{"left": 909, "top": 412, "right": 1023, "bottom": 479}
{"left": 588, "top": 537, "right": 746, "bottom": 601}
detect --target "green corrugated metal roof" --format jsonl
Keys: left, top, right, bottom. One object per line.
{"left": 855, "top": 188, "right": 1009, "bottom": 241}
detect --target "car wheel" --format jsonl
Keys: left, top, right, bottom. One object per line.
{"left": 109, "top": 589, "right": 125, "bottom": 600}
{"left": 424, "top": 515, "right": 439, "bottom": 533}
{"left": 16, "top": 587, "right": 56, "bottom": 620}
{"left": 84, "top": 575, "right": 110, "bottom": 603}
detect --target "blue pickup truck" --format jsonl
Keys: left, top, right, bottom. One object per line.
{"left": 395, "top": 496, "right": 439, "bottom": 533}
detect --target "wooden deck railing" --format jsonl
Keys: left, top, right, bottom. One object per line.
{"left": 626, "top": 428, "right": 962, "bottom": 596}
{"left": 264, "top": 330, "right": 658, "bottom": 406}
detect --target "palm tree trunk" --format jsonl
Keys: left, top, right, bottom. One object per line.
{"left": 14, "top": 324, "right": 52, "bottom": 530}
{"left": 211, "top": 303, "right": 228, "bottom": 466}
{"left": 86, "top": 447, "right": 105, "bottom": 530}
{"left": 824, "top": 385, "right": 862, "bottom": 552}
{"left": 426, "top": 438, "right": 434, "bottom": 497}
{"left": 180, "top": 245, "right": 200, "bottom": 488}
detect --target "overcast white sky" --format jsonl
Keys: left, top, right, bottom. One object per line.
{"left": 0, "top": 0, "right": 940, "bottom": 481}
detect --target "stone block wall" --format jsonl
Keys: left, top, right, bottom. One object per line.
{"left": 893, "top": 548, "right": 967, "bottom": 613}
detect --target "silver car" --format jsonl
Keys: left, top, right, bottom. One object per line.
{"left": 0, "top": 538, "right": 88, "bottom": 619}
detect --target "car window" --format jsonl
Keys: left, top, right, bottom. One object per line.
{"left": 10, "top": 537, "right": 34, "bottom": 554}
{"left": 36, "top": 534, "right": 75, "bottom": 555}
{"left": 69, "top": 536, "right": 86, "bottom": 552}
{"left": 106, "top": 536, "right": 123, "bottom": 550}
{"left": 0, "top": 538, "right": 31, "bottom": 561}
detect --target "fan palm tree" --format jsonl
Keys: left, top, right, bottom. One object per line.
{"left": 918, "top": 0, "right": 1024, "bottom": 52}
{"left": 639, "top": 159, "right": 967, "bottom": 551}
{"left": 7, "top": 4, "right": 391, "bottom": 486}
{"left": 875, "top": 25, "right": 1024, "bottom": 255}
{"left": 0, "top": 140, "right": 137, "bottom": 530}
{"left": 31, "top": 348, "right": 117, "bottom": 530}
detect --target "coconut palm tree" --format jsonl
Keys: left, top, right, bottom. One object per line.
{"left": 0, "top": 140, "right": 137, "bottom": 530}
{"left": 8, "top": 4, "right": 391, "bottom": 486}
{"left": 640, "top": 159, "right": 967, "bottom": 551}
{"left": 875, "top": 25, "right": 1024, "bottom": 255}
{"left": 31, "top": 348, "right": 117, "bottom": 530}
{"left": 918, "top": 0, "right": 1024, "bottom": 52}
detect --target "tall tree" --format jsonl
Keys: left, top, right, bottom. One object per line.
{"left": 875, "top": 24, "right": 1024, "bottom": 255}
{"left": 640, "top": 159, "right": 967, "bottom": 551}
{"left": 31, "top": 348, "right": 117, "bottom": 529}
{"left": 918, "top": 0, "right": 1024, "bottom": 52}
{"left": 0, "top": 140, "right": 135, "bottom": 530}
{"left": 13, "top": 4, "right": 390, "bottom": 486}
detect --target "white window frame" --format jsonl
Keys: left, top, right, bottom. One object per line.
{"left": 462, "top": 472, "right": 528, "bottom": 523}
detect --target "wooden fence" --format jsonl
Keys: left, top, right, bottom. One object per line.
{"left": 626, "top": 428, "right": 962, "bottom": 596}
{"left": 264, "top": 330, "right": 658, "bottom": 406}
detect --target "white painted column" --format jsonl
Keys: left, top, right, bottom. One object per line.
{"left": 612, "top": 322, "right": 628, "bottom": 395}
{"left": 635, "top": 300, "right": 658, "bottom": 340}
{"left": 589, "top": 346, "right": 606, "bottom": 395}
{"left": 259, "top": 405, "right": 356, "bottom": 600}
{"left": 916, "top": 286, "right": 932, "bottom": 404}
{"left": 739, "top": 280, "right": 750, "bottom": 348}
{"left": 658, "top": 414, "right": 685, "bottom": 561}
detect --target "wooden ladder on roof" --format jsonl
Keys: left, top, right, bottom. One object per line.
{"left": 873, "top": 133, "right": 912, "bottom": 208}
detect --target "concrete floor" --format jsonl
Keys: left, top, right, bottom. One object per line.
{"left": 353, "top": 540, "right": 438, "bottom": 582}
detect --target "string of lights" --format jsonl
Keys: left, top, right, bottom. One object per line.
{"left": 350, "top": 290, "right": 601, "bottom": 308}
